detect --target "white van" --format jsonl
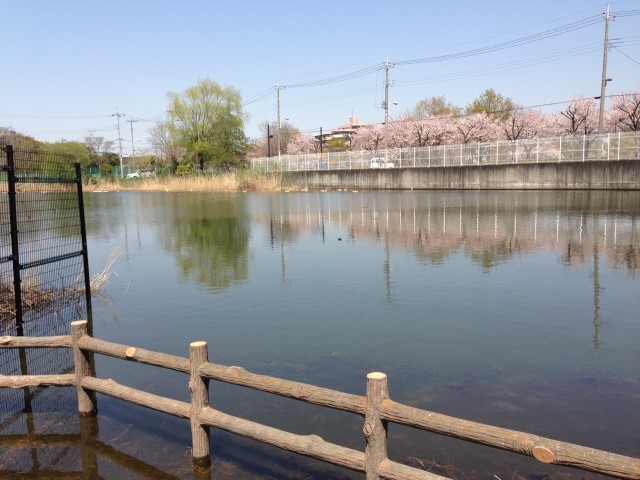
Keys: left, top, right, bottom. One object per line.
{"left": 370, "top": 158, "right": 394, "bottom": 169}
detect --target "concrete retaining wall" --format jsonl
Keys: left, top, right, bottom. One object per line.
{"left": 289, "top": 160, "right": 640, "bottom": 190}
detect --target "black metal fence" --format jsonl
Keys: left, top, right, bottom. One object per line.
{"left": 0, "top": 142, "right": 91, "bottom": 473}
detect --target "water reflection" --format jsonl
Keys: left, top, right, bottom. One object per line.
{"left": 85, "top": 193, "right": 251, "bottom": 292}
{"left": 256, "top": 191, "right": 639, "bottom": 275}
{"left": 259, "top": 191, "right": 639, "bottom": 352}
{"left": 85, "top": 191, "right": 639, "bottom": 293}
{"left": 0, "top": 413, "right": 208, "bottom": 479}
{"left": 159, "top": 194, "right": 249, "bottom": 291}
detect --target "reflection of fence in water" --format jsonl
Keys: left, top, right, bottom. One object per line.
{"left": 260, "top": 192, "right": 639, "bottom": 272}
{"left": 0, "top": 415, "right": 192, "bottom": 479}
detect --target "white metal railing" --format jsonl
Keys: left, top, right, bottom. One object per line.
{"left": 250, "top": 132, "right": 640, "bottom": 172}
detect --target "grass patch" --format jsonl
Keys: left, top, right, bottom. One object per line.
{"left": 84, "top": 170, "right": 288, "bottom": 192}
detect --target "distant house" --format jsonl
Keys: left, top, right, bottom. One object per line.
{"left": 315, "top": 116, "right": 365, "bottom": 148}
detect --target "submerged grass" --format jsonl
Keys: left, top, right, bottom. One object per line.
{"left": 85, "top": 170, "right": 288, "bottom": 192}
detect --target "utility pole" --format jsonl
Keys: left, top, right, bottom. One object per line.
{"left": 267, "top": 124, "right": 271, "bottom": 157}
{"left": 383, "top": 59, "right": 392, "bottom": 159}
{"left": 111, "top": 109, "right": 125, "bottom": 178}
{"left": 276, "top": 84, "right": 283, "bottom": 161}
{"left": 320, "top": 127, "right": 323, "bottom": 154}
{"left": 126, "top": 119, "right": 138, "bottom": 166}
{"left": 598, "top": 5, "right": 613, "bottom": 134}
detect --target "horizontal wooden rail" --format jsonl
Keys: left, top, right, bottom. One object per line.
{"left": 199, "top": 406, "right": 366, "bottom": 473}
{"left": 0, "top": 335, "right": 71, "bottom": 348}
{"left": 77, "top": 335, "right": 189, "bottom": 373}
{"left": 0, "top": 373, "right": 75, "bottom": 388}
{"left": 81, "top": 376, "right": 190, "bottom": 419}
{"left": 199, "top": 363, "right": 366, "bottom": 415}
{"left": 380, "top": 399, "right": 640, "bottom": 479}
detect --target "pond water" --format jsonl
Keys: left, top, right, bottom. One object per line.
{"left": 3, "top": 190, "right": 640, "bottom": 479}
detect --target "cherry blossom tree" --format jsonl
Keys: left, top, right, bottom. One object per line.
{"left": 502, "top": 109, "right": 552, "bottom": 140}
{"left": 556, "top": 97, "right": 598, "bottom": 135}
{"left": 452, "top": 113, "right": 499, "bottom": 144}
{"left": 406, "top": 116, "right": 454, "bottom": 146}
{"left": 287, "top": 133, "right": 319, "bottom": 154}
{"left": 387, "top": 116, "right": 414, "bottom": 148}
{"left": 351, "top": 124, "right": 384, "bottom": 151}
{"left": 609, "top": 91, "right": 640, "bottom": 132}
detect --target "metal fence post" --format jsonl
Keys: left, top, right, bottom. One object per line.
{"left": 364, "top": 372, "right": 388, "bottom": 480}
{"left": 617, "top": 131, "right": 621, "bottom": 160}
{"left": 559, "top": 136, "right": 562, "bottom": 163}
{"left": 496, "top": 141, "right": 499, "bottom": 165}
{"left": 75, "top": 164, "right": 93, "bottom": 333}
{"left": 537, "top": 138, "right": 540, "bottom": 163}
{"left": 5, "top": 145, "right": 23, "bottom": 334}
{"left": 582, "top": 134, "right": 586, "bottom": 162}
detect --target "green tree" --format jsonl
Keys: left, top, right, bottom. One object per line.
{"left": 411, "top": 95, "right": 461, "bottom": 118}
{"left": 166, "top": 78, "right": 248, "bottom": 171}
{"left": 0, "top": 127, "right": 43, "bottom": 150}
{"left": 47, "top": 141, "right": 90, "bottom": 166}
{"left": 324, "top": 137, "right": 349, "bottom": 152}
{"left": 466, "top": 88, "right": 516, "bottom": 121}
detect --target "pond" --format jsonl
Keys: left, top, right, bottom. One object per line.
{"left": 2, "top": 190, "right": 640, "bottom": 479}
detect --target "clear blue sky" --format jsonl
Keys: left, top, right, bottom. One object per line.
{"left": 3, "top": 0, "right": 639, "bottom": 152}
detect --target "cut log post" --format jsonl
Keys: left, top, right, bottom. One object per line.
{"left": 189, "top": 341, "right": 211, "bottom": 470}
{"left": 70, "top": 320, "right": 97, "bottom": 416}
{"left": 364, "top": 372, "right": 389, "bottom": 480}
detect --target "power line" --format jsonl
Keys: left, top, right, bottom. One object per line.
{"left": 613, "top": 45, "right": 640, "bottom": 66}
{"left": 396, "top": 15, "right": 603, "bottom": 66}
{"left": 394, "top": 42, "right": 603, "bottom": 87}
{"left": 282, "top": 64, "right": 382, "bottom": 89}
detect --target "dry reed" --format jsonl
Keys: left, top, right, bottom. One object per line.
{"left": 85, "top": 171, "right": 288, "bottom": 192}
{"left": 0, "top": 250, "right": 120, "bottom": 323}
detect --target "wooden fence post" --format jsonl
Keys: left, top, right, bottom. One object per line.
{"left": 189, "top": 341, "right": 211, "bottom": 470}
{"left": 70, "top": 320, "right": 97, "bottom": 416}
{"left": 364, "top": 372, "right": 388, "bottom": 480}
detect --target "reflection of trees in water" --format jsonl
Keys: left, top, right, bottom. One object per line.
{"left": 256, "top": 191, "right": 640, "bottom": 276}
{"left": 161, "top": 194, "right": 249, "bottom": 291}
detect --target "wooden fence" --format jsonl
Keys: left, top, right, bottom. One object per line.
{"left": 1, "top": 320, "right": 639, "bottom": 479}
